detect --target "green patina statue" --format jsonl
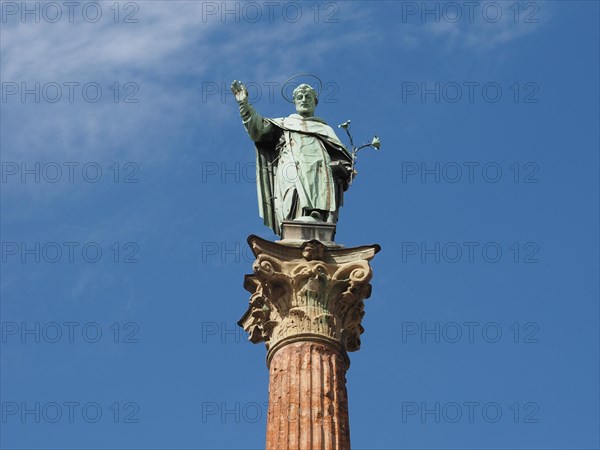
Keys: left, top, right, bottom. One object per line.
{"left": 232, "top": 80, "right": 354, "bottom": 237}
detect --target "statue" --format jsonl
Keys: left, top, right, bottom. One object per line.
{"left": 232, "top": 79, "right": 354, "bottom": 237}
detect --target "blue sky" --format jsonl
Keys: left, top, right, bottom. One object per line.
{"left": 1, "top": 1, "right": 598, "bottom": 449}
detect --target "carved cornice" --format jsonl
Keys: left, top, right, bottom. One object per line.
{"left": 239, "top": 235, "right": 380, "bottom": 361}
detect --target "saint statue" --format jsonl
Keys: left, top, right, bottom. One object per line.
{"left": 232, "top": 80, "right": 353, "bottom": 237}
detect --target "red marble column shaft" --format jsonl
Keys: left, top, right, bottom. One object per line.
{"left": 266, "top": 341, "right": 351, "bottom": 450}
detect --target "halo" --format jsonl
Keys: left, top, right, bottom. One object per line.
{"left": 281, "top": 73, "right": 323, "bottom": 103}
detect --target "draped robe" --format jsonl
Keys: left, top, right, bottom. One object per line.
{"left": 239, "top": 100, "right": 352, "bottom": 236}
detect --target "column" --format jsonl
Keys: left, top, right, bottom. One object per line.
{"left": 239, "top": 235, "right": 379, "bottom": 450}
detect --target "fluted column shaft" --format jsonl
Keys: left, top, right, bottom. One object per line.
{"left": 266, "top": 341, "right": 350, "bottom": 450}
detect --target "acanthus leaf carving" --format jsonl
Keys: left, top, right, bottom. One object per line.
{"left": 239, "top": 236, "right": 379, "bottom": 354}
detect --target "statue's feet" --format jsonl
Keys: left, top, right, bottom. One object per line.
{"left": 310, "top": 210, "right": 323, "bottom": 221}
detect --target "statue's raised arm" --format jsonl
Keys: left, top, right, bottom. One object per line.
{"left": 232, "top": 80, "right": 276, "bottom": 143}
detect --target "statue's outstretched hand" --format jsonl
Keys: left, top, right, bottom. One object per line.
{"left": 231, "top": 80, "right": 248, "bottom": 103}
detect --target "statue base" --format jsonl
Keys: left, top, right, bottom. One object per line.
{"left": 279, "top": 219, "right": 337, "bottom": 245}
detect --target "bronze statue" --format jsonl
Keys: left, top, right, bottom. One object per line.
{"left": 232, "top": 79, "right": 379, "bottom": 237}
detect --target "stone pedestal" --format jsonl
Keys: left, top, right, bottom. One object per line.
{"left": 280, "top": 220, "right": 337, "bottom": 244}
{"left": 239, "top": 234, "right": 380, "bottom": 450}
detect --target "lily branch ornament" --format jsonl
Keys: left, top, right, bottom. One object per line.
{"left": 338, "top": 120, "right": 381, "bottom": 186}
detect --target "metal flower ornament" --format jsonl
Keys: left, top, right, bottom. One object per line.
{"left": 338, "top": 120, "right": 381, "bottom": 185}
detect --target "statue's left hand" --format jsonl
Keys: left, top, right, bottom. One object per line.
{"left": 330, "top": 160, "right": 356, "bottom": 191}
{"left": 330, "top": 160, "right": 353, "bottom": 180}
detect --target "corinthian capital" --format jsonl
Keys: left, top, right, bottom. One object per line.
{"left": 239, "top": 235, "right": 380, "bottom": 359}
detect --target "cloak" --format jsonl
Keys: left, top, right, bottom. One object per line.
{"left": 254, "top": 114, "right": 352, "bottom": 236}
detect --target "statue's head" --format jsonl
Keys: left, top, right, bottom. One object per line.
{"left": 293, "top": 84, "right": 318, "bottom": 117}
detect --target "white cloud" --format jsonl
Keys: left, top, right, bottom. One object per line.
{"left": 1, "top": 1, "right": 370, "bottom": 159}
